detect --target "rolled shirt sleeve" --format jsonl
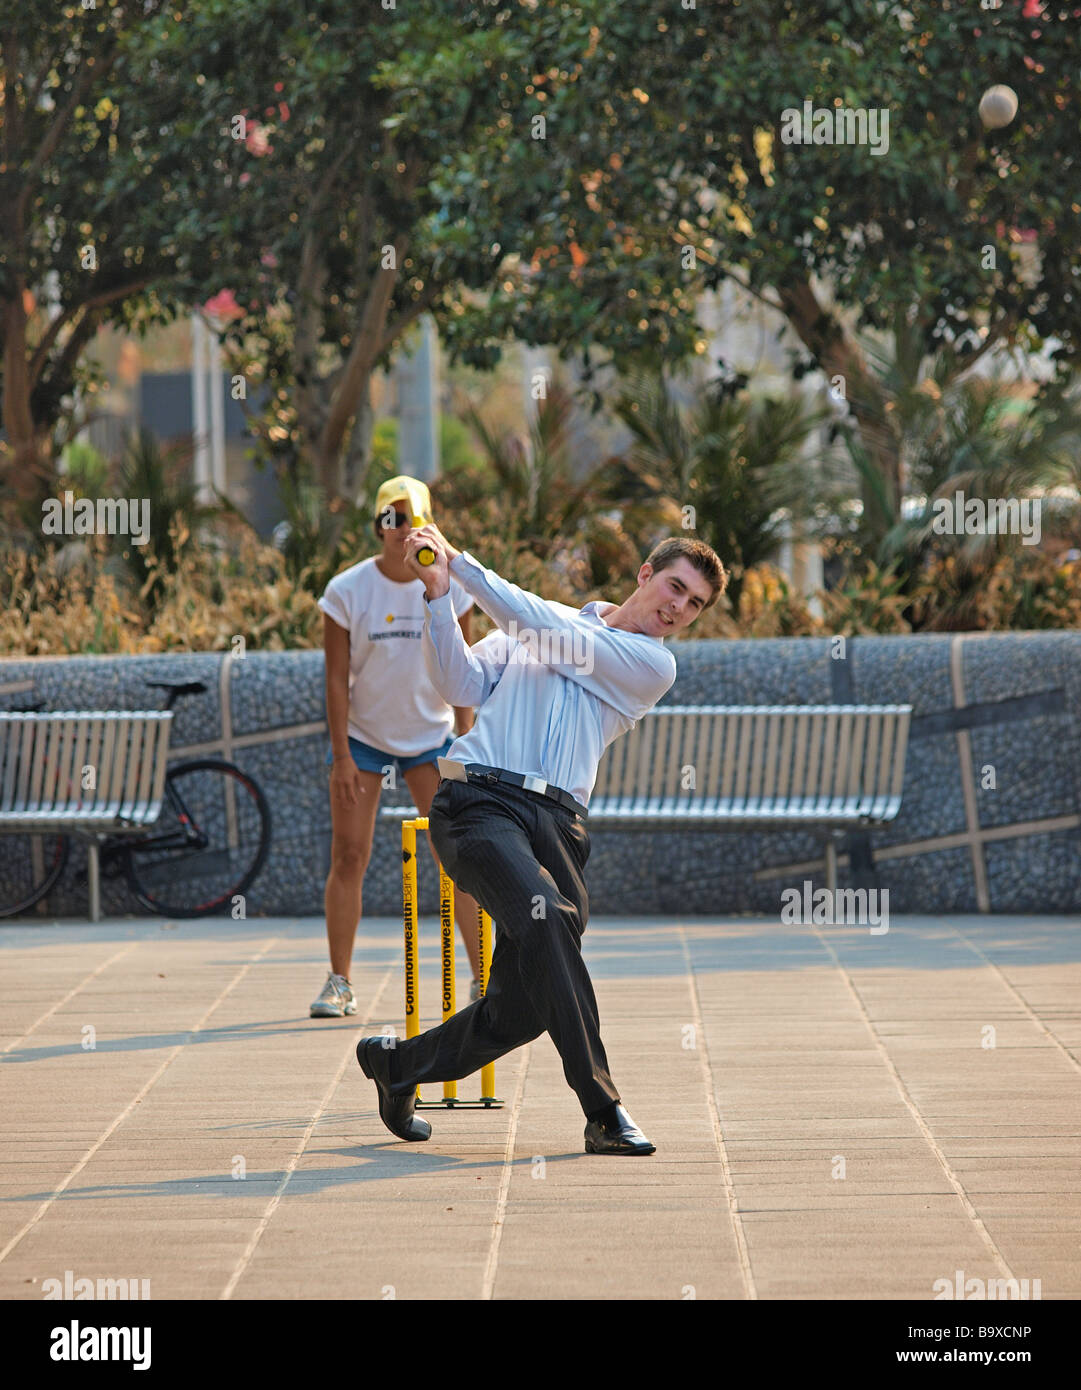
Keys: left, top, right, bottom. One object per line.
{"left": 317, "top": 576, "right": 351, "bottom": 630}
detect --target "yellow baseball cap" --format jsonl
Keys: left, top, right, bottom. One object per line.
{"left": 373, "top": 475, "right": 434, "bottom": 530}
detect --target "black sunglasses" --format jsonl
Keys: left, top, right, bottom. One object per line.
{"left": 377, "top": 510, "right": 412, "bottom": 531}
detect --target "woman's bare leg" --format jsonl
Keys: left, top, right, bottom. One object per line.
{"left": 324, "top": 767, "right": 385, "bottom": 979}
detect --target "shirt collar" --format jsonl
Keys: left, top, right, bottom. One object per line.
{"left": 581, "top": 600, "right": 612, "bottom": 626}
{"left": 581, "top": 599, "right": 670, "bottom": 641}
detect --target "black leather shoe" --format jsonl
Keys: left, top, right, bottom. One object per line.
{"left": 584, "top": 1104, "right": 656, "bottom": 1155}
{"left": 356, "top": 1038, "right": 431, "bottom": 1142}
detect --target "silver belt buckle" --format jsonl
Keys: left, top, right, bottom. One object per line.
{"left": 521, "top": 774, "right": 549, "bottom": 796}
{"left": 438, "top": 757, "right": 468, "bottom": 782}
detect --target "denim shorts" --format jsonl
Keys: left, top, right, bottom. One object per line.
{"left": 326, "top": 734, "right": 455, "bottom": 775}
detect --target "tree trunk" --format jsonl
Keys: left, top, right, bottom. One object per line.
{"left": 844, "top": 395, "right": 901, "bottom": 544}
{"left": 1, "top": 292, "right": 55, "bottom": 508}
{"left": 340, "top": 374, "right": 374, "bottom": 502}
{"left": 775, "top": 276, "right": 901, "bottom": 547}
{"left": 308, "top": 369, "right": 374, "bottom": 537}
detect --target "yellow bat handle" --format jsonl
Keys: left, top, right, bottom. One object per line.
{"left": 417, "top": 546, "right": 435, "bottom": 566}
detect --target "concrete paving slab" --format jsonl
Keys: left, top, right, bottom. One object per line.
{"left": 0, "top": 912, "right": 1078, "bottom": 1300}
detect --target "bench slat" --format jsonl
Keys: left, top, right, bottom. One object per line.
{"left": 890, "top": 708, "right": 910, "bottom": 804}
{"left": 719, "top": 710, "right": 739, "bottom": 807}
{"left": 787, "top": 710, "right": 808, "bottom": 811}
{"left": 96, "top": 718, "right": 120, "bottom": 817}
{"left": 825, "top": 709, "right": 849, "bottom": 817}
{"left": 649, "top": 707, "right": 670, "bottom": 801}
{"left": 804, "top": 711, "right": 824, "bottom": 814}
{"left": 152, "top": 716, "right": 173, "bottom": 810}
{"left": 39, "top": 719, "right": 59, "bottom": 815}
{"left": 702, "top": 707, "right": 722, "bottom": 805}
{"left": 120, "top": 716, "right": 145, "bottom": 823}
{"left": 861, "top": 712, "right": 881, "bottom": 806}
{"left": 82, "top": 719, "right": 103, "bottom": 816}
{"left": 26, "top": 717, "right": 47, "bottom": 812}
{"left": 107, "top": 716, "right": 132, "bottom": 820}
{"left": 774, "top": 712, "right": 794, "bottom": 805}
{"left": 69, "top": 718, "right": 90, "bottom": 813}
{"left": 733, "top": 710, "right": 753, "bottom": 811}
{"left": 755, "top": 711, "right": 772, "bottom": 800}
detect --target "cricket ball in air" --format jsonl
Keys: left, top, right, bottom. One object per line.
{"left": 979, "top": 85, "right": 1019, "bottom": 130}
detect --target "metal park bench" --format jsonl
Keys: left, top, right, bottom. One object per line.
{"left": 381, "top": 703, "right": 911, "bottom": 894}
{"left": 0, "top": 711, "right": 174, "bottom": 921}
{"left": 588, "top": 704, "right": 912, "bottom": 891}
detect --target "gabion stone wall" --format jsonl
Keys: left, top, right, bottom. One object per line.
{"left": 2, "top": 632, "right": 1079, "bottom": 920}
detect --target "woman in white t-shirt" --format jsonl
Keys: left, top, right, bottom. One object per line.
{"left": 311, "top": 476, "right": 482, "bottom": 1018}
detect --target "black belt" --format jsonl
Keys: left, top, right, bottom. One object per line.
{"left": 437, "top": 757, "right": 587, "bottom": 819}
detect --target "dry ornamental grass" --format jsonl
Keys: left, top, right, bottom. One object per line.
{"left": 2, "top": 527, "right": 1079, "bottom": 657}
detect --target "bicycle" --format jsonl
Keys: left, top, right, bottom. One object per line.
{"left": 0, "top": 680, "right": 272, "bottom": 919}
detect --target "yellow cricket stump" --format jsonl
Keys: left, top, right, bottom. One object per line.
{"left": 402, "top": 817, "right": 501, "bottom": 1108}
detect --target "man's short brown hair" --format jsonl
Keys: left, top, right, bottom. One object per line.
{"left": 643, "top": 537, "right": 728, "bottom": 611}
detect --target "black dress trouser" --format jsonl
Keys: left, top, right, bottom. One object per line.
{"left": 386, "top": 775, "right": 620, "bottom": 1117}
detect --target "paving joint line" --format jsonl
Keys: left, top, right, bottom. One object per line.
{"left": 677, "top": 922, "right": 757, "bottom": 1300}
{"left": 219, "top": 965, "right": 394, "bottom": 1300}
{"left": 944, "top": 922, "right": 1081, "bottom": 1077}
{"left": 480, "top": 1042, "right": 531, "bottom": 1302}
{"left": 1, "top": 943, "right": 139, "bottom": 1055}
{"left": 808, "top": 924, "right": 1016, "bottom": 1284}
{"left": 0, "top": 936, "right": 280, "bottom": 1267}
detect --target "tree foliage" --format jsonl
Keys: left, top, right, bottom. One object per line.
{"left": 3, "top": 0, "right": 1078, "bottom": 540}
{"left": 0, "top": 1, "right": 175, "bottom": 503}
{"left": 476, "top": 0, "right": 1081, "bottom": 541}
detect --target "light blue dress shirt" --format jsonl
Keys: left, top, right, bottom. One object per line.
{"left": 422, "top": 551, "right": 677, "bottom": 809}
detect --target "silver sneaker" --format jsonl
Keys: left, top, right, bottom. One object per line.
{"left": 310, "top": 972, "right": 357, "bottom": 1018}
{"left": 469, "top": 978, "right": 481, "bottom": 1003}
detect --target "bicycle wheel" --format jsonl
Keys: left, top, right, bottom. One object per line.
{"left": 123, "top": 759, "right": 271, "bottom": 918}
{"left": 0, "top": 832, "right": 70, "bottom": 918}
